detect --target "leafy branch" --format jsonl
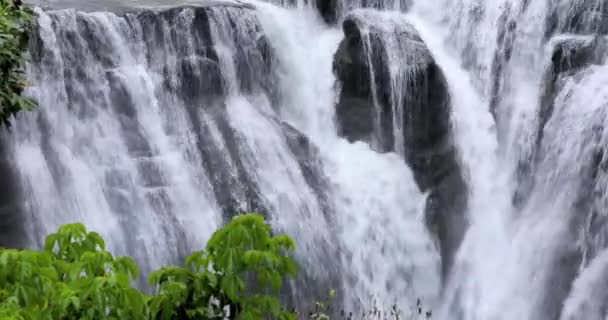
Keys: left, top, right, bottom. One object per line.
{"left": 0, "top": 0, "right": 36, "bottom": 128}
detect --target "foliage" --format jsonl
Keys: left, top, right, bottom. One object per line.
{"left": 0, "top": 0, "right": 36, "bottom": 128}
{"left": 0, "top": 213, "right": 298, "bottom": 320}
{"left": 148, "top": 213, "right": 298, "bottom": 320}
{"left": 0, "top": 223, "right": 147, "bottom": 320}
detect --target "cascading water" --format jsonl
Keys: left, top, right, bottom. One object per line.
{"left": 409, "top": 0, "right": 608, "bottom": 319}
{"left": 7, "top": 0, "right": 608, "bottom": 318}
{"left": 6, "top": 0, "right": 442, "bottom": 313}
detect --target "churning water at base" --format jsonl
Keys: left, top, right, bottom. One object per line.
{"left": 6, "top": 0, "right": 608, "bottom": 318}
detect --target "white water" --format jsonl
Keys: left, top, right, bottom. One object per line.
{"left": 410, "top": 1, "right": 608, "bottom": 319}
{"left": 255, "top": 0, "right": 608, "bottom": 318}
{"left": 561, "top": 248, "right": 608, "bottom": 320}
{"left": 255, "top": 2, "right": 441, "bottom": 307}
{"left": 16, "top": 8, "right": 224, "bottom": 273}
{"left": 406, "top": 12, "right": 517, "bottom": 320}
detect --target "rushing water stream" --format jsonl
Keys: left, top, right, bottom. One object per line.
{"left": 4, "top": 0, "right": 608, "bottom": 319}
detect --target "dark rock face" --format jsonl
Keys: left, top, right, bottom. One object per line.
{"left": 333, "top": 18, "right": 382, "bottom": 148}
{"left": 334, "top": 14, "right": 452, "bottom": 173}
{"left": 0, "top": 136, "right": 26, "bottom": 248}
{"left": 316, "top": 0, "right": 339, "bottom": 24}
{"left": 333, "top": 12, "right": 467, "bottom": 282}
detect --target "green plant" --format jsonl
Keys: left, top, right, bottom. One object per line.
{"left": 0, "top": 0, "right": 36, "bottom": 128}
{"left": 0, "top": 214, "right": 298, "bottom": 319}
{"left": 0, "top": 223, "right": 148, "bottom": 319}
{"left": 149, "top": 213, "right": 298, "bottom": 320}
{"left": 0, "top": 214, "right": 435, "bottom": 320}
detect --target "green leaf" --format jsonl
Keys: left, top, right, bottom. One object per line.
{"left": 43, "top": 234, "right": 58, "bottom": 252}
{"left": 86, "top": 232, "right": 105, "bottom": 250}
{"left": 115, "top": 256, "right": 138, "bottom": 279}
{"left": 221, "top": 276, "right": 238, "bottom": 301}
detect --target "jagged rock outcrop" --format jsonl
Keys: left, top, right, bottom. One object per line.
{"left": 333, "top": 17, "right": 383, "bottom": 148}
{"left": 333, "top": 11, "right": 467, "bottom": 281}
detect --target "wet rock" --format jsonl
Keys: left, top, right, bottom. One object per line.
{"left": 0, "top": 136, "right": 26, "bottom": 248}
{"left": 316, "top": 0, "right": 338, "bottom": 24}
{"left": 333, "top": 17, "right": 381, "bottom": 147}
{"left": 333, "top": 11, "right": 467, "bottom": 282}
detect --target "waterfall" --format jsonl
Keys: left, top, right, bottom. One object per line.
{"left": 7, "top": 0, "right": 608, "bottom": 318}
{"left": 12, "top": 4, "right": 352, "bottom": 303}
{"left": 6, "top": 0, "right": 442, "bottom": 312}
{"left": 409, "top": 0, "right": 608, "bottom": 319}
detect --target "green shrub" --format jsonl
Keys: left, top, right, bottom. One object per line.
{"left": 0, "top": 0, "right": 37, "bottom": 128}
{"left": 148, "top": 213, "right": 298, "bottom": 320}
{"left": 0, "top": 213, "right": 298, "bottom": 320}
{"left": 0, "top": 213, "right": 427, "bottom": 320}
{"left": 0, "top": 223, "right": 147, "bottom": 319}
